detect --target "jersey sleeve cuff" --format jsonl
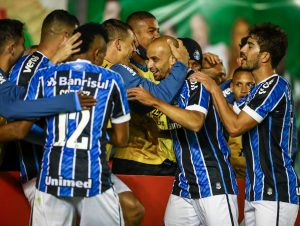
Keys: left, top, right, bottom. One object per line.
{"left": 233, "top": 102, "right": 241, "bottom": 114}
{"left": 111, "top": 113, "right": 131, "bottom": 124}
{"left": 186, "top": 104, "right": 207, "bottom": 116}
{"left": 242, "top": 105, "right": 263, "bottom": 123}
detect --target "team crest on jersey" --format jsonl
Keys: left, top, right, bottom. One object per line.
{"left": 0, "top": 74, "right": 6, "bottom": 84}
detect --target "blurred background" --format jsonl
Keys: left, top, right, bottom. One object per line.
{"left": 1, "top": 0, "right": 300, "bottom": 173}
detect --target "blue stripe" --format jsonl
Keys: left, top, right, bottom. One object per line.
{"left": 268, "top": 117, "right": 278, "bottom": 200}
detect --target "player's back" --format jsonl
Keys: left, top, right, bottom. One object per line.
{"left": 25, "top": 59, "right": 130, "bottom": 198}
{"left": 9, "top": 51, "right": 52, "bottom": 90}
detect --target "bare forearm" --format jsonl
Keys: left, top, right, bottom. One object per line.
{"left": 152, "top": 98, "right": 204, "bottom": 132}
{"left": 210, "top": 86, "right": 240, "bottom": 135}
{"left": 0, "top": 120, "right": 33, "bottom": 142}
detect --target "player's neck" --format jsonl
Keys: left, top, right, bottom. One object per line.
{"left": 252, "top": 65, "right": 276, "bottom": 84}
{"left": 37, "top": 42, "right": 59, "bottom": 61}
{"left": 0, "top": 56, "right": 10, "bottom": 74}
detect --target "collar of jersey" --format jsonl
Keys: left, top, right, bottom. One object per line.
{"left": 257, "top": 73, "right": 278, "bottom": 86}
{"left": 67, "top": 59, "right": 92, "bottom": 64}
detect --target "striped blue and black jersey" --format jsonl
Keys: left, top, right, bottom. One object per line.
{"left": 170, "top": 80, "right": 238, "bottom": 199}
{"left": 10, "top": 51, "right": 53, "bottom": 90}
{"left": 25, "top": 59, "right": 130, "bottom": 197}
{"left": 233, "top": 74, "right": 299, "bottom": 204}
{"left": 9, "top": 51, "right": 53, "bottom": 183}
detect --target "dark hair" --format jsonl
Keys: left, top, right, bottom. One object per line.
{"left": 73, "top": 23, "right": 108, "bottom": 55}
{"left": 249, "top": 23, "right": 288, "bottom": 68}
{"left": 42, "top": 9, "right": 79, "bottom": 34}
{"left": 126, "top": 11, "right": 156, "bottom": 25}
{"left": 239, "top": 36, "right": 249, "bottom": 49}
{"left": 0, "top": 19, "right": 24, "bottom": 51}
{"left": 102, "top": 19, "right": 132, "bottom": 41}
{"left": 232, "top": 67, "right": 253, "bottom": 80}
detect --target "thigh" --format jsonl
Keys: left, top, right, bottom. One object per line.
{"left": 164, "top": 194, "right": 201, "bottom": 226}
{"left": 32, "top": 190, "right": 76, "bottom": 226}
{"left": 78, "top": 188, "right": 124, "bottom": 226}
{"left": 194, "top": 194, "right": 239, "bottom": 226}
{"left": 254, "top": 201, "right": 299, "bottom": 226}
{"left": 111, "top": 174, "right": 131, "bottom": 194}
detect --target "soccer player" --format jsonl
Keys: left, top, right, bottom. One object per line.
{"left": 228, "top": 68, "right": 255, "bottom": 178}
{"left": 102, "top": 18, "right": 188, "bottom": 225}
{"left": 112, "top": 12, "right": 186, "bottom": 176}
{"left": 8, "top": 9, "right": 81, "bottom": 206}
{"left": 128, "top": 36, "right": 239, "bottom": 226}
{"left": 22, "top": 23, "right": 129, "bottom": 226}
{"left": 189, "top": 23, "right": 299, "bottom": 226}
{"left": 0, "top": 18, "right": 90, "bottom": 121}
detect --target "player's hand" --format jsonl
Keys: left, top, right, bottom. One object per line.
{"left": 203, "top": 52, "right": 222, "bottom": 65}
{"left": 188, "top": 71, "right": 218, "bottom": 93}
{"left": 77, "top": 92, "right": 97, "bottom": 110}
{"left": 127, "top": 86, "right": 157, "bottom": 106}
{"left": 51, "top": 32, "right": 82, "bottom": 64}
{"left": 168, "top": 39, "right": 189, "bottom": 67}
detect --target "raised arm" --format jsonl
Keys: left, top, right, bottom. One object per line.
{"left": 188, "top": 72, "right": 257, "bottom": 136}
{"left": 127, "top": 85, "right": 206, "bottom": 132}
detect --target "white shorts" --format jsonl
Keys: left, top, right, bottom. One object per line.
{"left": 111, "top": 174, "right": 131, "bottom": 194}
{"left": 244, "top": 200, "right": 299, "bottom": 226}
{"left": 22, "top": 177, "right": 37, "bottom": 207}
{"left": 32, "top": 188, "right": 124, "bottom": 226}
{"left": 164, "top": 194, "right": 239, "bottom": 226}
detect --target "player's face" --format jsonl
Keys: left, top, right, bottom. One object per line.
{"left": 231, "top": 71, "right": 255, "bottom": 100}
{"left": 134, "top": 18, "right": 160, "bottom": 49}
{"left": 11, "top": 36, "right": 25, "bottom": 65}
{"left": 147, "top": 44, "right": 172, "bottom": 81}
{"left": 119, "top": 30, "right": 135, "bottom": 65}
{"left": 201, "top": 62, "right": 226, "bottom": 85}
{"left": 240, "top": 36, "right": 261, "bottom": 71}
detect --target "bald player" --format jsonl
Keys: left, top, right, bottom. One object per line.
{"left": 112, "top": 11, "right": 178, "bottom": 176}
{"left": 128, "top": 36, "right": 239, "bottom": 226}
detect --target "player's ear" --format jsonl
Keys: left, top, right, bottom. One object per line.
{"left": 114, "top": 39, "right": 121, "bottom": 51}
{"left": 260, "top": 51, "right": 270, "bottom": 64}
{"left": 169, "top": 55, "right": 176, "bottom": 66}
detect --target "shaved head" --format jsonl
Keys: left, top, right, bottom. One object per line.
{"left": 147, "top": 36, "right": 178, "bottom": 80}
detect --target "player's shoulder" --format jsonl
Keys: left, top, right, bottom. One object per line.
{"left": 255, "top": 74, "right": 286, "bottom": 96}
{"left": 110, "top": 64, "right": 137, "bottom": 76}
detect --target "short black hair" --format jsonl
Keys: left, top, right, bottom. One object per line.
{"left": 0, "top": 19, "right": 24, "bottom": 51}
{"left": 249, "top": 23, "right": 288, "bottom": 69}
{"left": 126, "top": 11, "right": 156, "bottom": 25}
{"left": 42, "top": 9, "right": 79, "bottom": 35}
{"left": 73, "top": 23, "right": 108, "bottom": 55}
{"left": 102, "top": 19, "right": 132, "bottom": 42}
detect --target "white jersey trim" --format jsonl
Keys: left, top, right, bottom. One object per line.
{"left": 186, "top": 104, "right": 207, "bottom": 116}
{"left": 233, "top": 102, "right": 241, "bottom": 114}
{"left": 242, "top": 105, "right": 263, "bottom": 123}
{"left": 111, "top": 113, "right": 131, "bottom": 124}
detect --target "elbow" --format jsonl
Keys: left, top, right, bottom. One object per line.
{"left": 189, "top": 122, "right": 203, "bottom": 133}
{"left": 228, "top": 127, "right": 242, "bottom": 138}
